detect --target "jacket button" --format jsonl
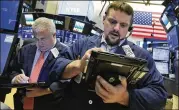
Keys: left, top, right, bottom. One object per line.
{"left": 88, "top": 100, "right": 93, "bottom": 104}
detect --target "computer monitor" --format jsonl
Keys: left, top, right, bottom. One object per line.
{"left": 55, "top": 15, "right": 65, "bottom": 30}
{"left": 0, "top": 0, "right": 23, "bottom": 32}
{"left": 18, "top": 26, "right": 33, "bottom": 39}
{"left": 56, "top": 29, "right": 64, "bottom": 42}
{"left": 73, "top": 21, "right": 85, "bottom": 33}
{"left": 153, "top": 48, "right": 170, "bottom": 61}
{"left": 0, "top": 32, "right": 18, "bottom": 75}
{"left": 167, "top": 25, "right": 179, "bottom": 50}
{"left": 155, "top": 61, "right": 169, "bottom": 75}
{"left": 160, "top": 13, "right": 173, "bottom": 32}
{"left": 24, "top": 14, "right": 34, "bottom": 25}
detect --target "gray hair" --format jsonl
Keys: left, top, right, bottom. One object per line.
{"left": 32, "top": 17, "right": 56, "bottom": 35}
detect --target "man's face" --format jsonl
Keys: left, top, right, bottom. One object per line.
{"left": 35, "top": 30, "right": 56, "bottom": 52}
{"left": 103, "top": 9, "right": 132, "bottom": 46}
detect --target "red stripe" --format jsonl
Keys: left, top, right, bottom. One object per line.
{"left": 153, "top": 24, "right": 162, "bottom": 27}
{"left": 133, "top": 30, "right": 166, "bottom": 35}
{"left": 133, "top": 26, "right": 165, "bottom": 31}
{"left": 152, "top": 12, "right": 162, "bottom": 15}
{"left": 132, "top": 34, "right": 167, "bottom": 40}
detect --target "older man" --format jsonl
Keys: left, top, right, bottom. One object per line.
{"left": 9, "top": 17, "right": 68, "bottom": 110}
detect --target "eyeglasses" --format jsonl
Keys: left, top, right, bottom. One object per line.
{"left": 106, "top": 17, "right": 129, "bottom": 29}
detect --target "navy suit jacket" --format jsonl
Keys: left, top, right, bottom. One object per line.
{"left": 54, "top": 35, "right": 168, "bottom": 110}
{"left": 9, "top": 40, "right": 68, "bottom": 110}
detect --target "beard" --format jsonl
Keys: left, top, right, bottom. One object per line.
{"left": 105, "top": 32, "right": 121, "bottom": 46}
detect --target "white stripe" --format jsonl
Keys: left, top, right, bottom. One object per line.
{"left": 152, "top": 14, "right": 161, "bottom": 18}
{"left": 133, "top": 24, "right": 164, "bottom": 30}
{"left": 132, "top": 32, "right": 167, "bottom": 38}
{"left": 152, "top": 18, "right": 160, "bottom": 22}
{"left": 133, "top": 28, "right": 166, "bottom": 34}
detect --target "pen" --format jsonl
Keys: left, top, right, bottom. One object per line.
{"left": 20, "top": 69, "right": 29, "bottom": 83}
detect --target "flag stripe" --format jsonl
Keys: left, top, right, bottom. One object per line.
{"left": 132, "top": 11, "right": 166, "bottom": 40}
{"left": 133, "top": 25, "right": 165, "bottom": 31}
{"left": 133, "top": 28, "right": 166, "bottom": 35}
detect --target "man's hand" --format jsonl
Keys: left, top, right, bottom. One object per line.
{"left": 12, "top": 74, "right": 29, "bottom": 84}
{"left": 95, "top": 75, "right": 129, "bottom": 106}
{"left": 62, "top": 47, "right": 105, "bottom": 79}
{"left": 26, "top": 87, "right": 52, "bottom": 97}
{"left": 81, "top": 47, "right": 105, "bottom": 64}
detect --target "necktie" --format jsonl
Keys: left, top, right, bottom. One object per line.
{"left": 23, "top": 52, "right": 45, "bottom": 110}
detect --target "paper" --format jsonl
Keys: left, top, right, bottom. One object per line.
{"left": 51, "top": 47, "right": 59, "bottom": 58}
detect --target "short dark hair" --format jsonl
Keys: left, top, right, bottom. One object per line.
{"left": 105, "top": 1, "right": 134, "bottom": 26}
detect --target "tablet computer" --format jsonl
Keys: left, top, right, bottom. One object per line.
{"left": 0, "top": 82, "right": 49, "bottom": 88}
{"left": 84, "top": 51, "right": 148, "bottom": 90}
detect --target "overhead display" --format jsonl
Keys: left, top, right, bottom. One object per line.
{"left": 0, "top": 33, "right": 16, "bottom": 75}
{"left": 0, "top": 0, "right": 21, "bottom": 32}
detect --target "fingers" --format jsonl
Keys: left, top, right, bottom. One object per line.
{"left": 14, "top": 74, "right": 29, "bottom": 84}
{"left": 23, "top": 74, "right": 29, "bottom": 82}
{"left": 95, "top": 76, "right": 116, "bottom": 102}
{"left": 95, "top": 77, "right": 109, "bottom": 100}
{"left": 96, "top": 76, "right": 114, "bottom": 93}
{"left": 95, "top": 75, "right": 128, "bottom": 104}
{"left": 82, "top": 47, "right": 105, "bottom": 60}
{"left": 118, "top": 75, "right": 127, "bottom": 88}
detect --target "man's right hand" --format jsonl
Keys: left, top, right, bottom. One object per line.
{"left": 12, "top": 74, "right": 29, "bottom": 84}
{"left": 62, "top": 47, "right": 105, "bottom": 79}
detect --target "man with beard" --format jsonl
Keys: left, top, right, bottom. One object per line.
{"left": 54, "top": 1, "right": 167, "bottom": 110}
{"left": 9, "top": 17, "right": 68, "bottom": 110}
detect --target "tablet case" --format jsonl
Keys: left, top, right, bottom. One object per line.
{"left": 84, "top": 51, "right": 148, "bottom": 90}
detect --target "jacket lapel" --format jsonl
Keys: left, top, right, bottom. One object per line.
{"left": 42, "top": 52, "right": 54, "bottom": 69}
{"left": 41, "top": 40, "right": 61, "bottom": 71}
{"left": 27, "top": 44, "right": 37, "bottom": 76}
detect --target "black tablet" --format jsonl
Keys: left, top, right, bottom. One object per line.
{"left": 84, "top": 51, "right": 148, "bottom": 90}
{"left": 0, "top": 82, "right": 48, "bottom": 88}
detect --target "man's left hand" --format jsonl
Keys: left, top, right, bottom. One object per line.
{"left": 95, "top": 75, "right": 129, "bottom": 106}
{"left": 26, "top": 87, "right": 52, "bottom": 97}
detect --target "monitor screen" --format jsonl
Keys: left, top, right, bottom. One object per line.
{"left": 56, "top": 29, "right": 64, "bottom": 42}
{"left": 0, "top": 32, "right": 17, "bottom": 75}
{"left": 162, "top": 14, "right": 169, "bottom": 25}
{"left": 73, "top": 21, "right": 85, "bottom": 33}
{"left": 167, "top": 26, "right": 179, "bottom": 49}
{"left": 161, "top": 14, "right": 172, "bottom": 32}
{"left": 0, "top": 0, "right": 23, "bottom": 32}
{"left": 24, "top": 14, "right": 34, "bottom": 25}
{"left": 18, "top": 26, "right": 33, "bottom": 39}
{"left": 153, "top": 48, "right": 169, "bottom": 61}
{"left": 155, "top": 61, "right": 169, "bottom": 74}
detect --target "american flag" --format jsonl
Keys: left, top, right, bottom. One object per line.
{"left": 132, "top": 11, "right": 167, "bottom": 40}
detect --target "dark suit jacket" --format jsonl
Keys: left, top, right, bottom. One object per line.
{"left": 9, "top": 40, "right": 68, "bottom": 110}
{"left": 54, "top": 35, "right": 167, "bottom": 110}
